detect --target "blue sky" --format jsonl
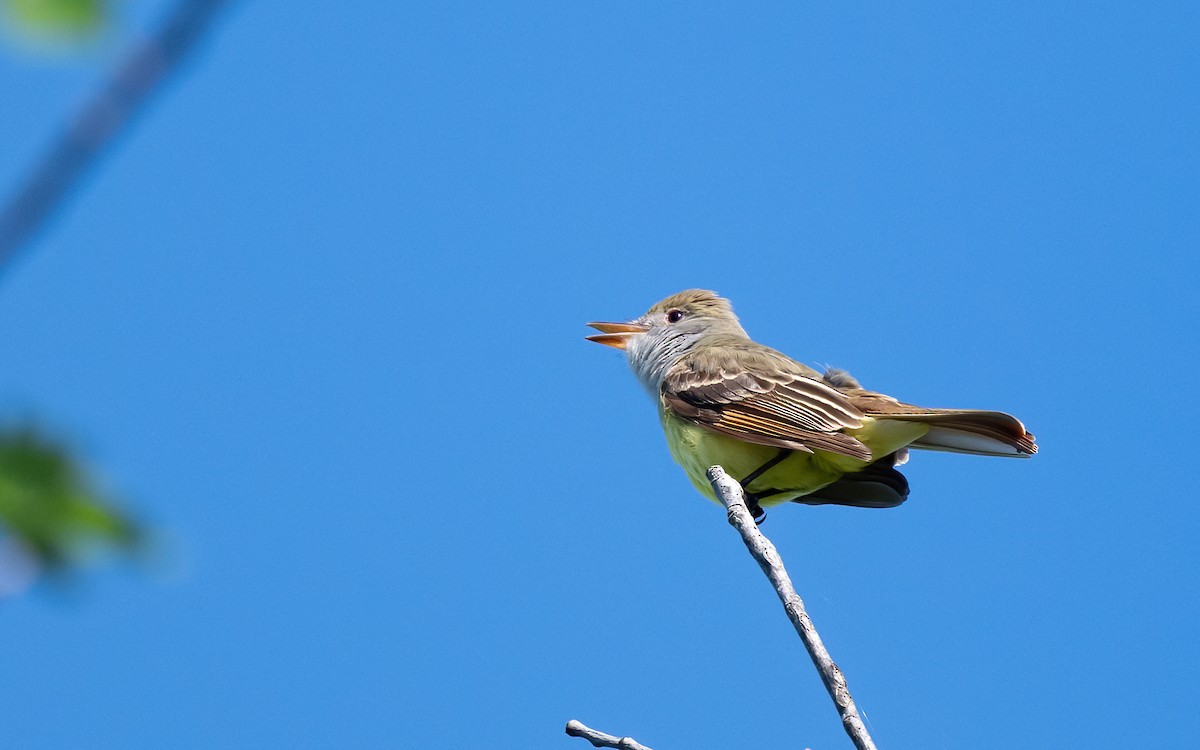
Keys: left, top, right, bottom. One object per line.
{"left": 0, "top": 1, "right": 1196, "bottom": 747}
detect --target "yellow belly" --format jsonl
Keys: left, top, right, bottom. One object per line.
{"left": 660, "top": 409, "right": 928, "bottom": 507}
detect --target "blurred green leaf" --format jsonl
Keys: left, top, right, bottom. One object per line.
{"left": 4, "top": 0, "right": 106, "bottom": 36}
{"left": 0, "top": 429, "right": 141, "bottom": 575}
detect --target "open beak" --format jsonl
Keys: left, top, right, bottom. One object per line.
{"left": 586, "top": 321, "right": 649, "bottom": 350}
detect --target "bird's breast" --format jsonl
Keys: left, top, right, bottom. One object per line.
{"left": 658, "top": 408, "right": 852, "bottom": 506}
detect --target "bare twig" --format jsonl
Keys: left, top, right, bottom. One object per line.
{"left": 0, "top": 0, "right": 232, "bottom": 275}
{"left": 707, "top": 465, "right": 878, "bottom": 750}
{"left": 565, "top": 720, "right": 653, "bottom": 750}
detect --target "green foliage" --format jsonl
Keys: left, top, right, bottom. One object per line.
{"left": 0, "top": 429, "right": 140, "bottom": 572}
{"left": 4, "top": 0, "right": 107, "bottom": 37}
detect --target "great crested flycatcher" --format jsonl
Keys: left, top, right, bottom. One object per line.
{"left": 587, "top": 289, "right": 1036, "bottom": 520}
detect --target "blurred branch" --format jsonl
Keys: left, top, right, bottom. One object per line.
{"left": 707, "top": 465, "right": 877, "bottom": 750}
{"left": 0, "top": 0, "right": 231, "bottom": 275}
{"left": 565, "top": 720, "right": 653, "bottom": 750}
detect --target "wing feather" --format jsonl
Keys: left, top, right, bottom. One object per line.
{"left": 661, "top": 340, "right": 871, "bottom": 461}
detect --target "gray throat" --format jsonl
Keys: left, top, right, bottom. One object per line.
{"left": 627, "top": 331, "right": 697, "bottom": 396}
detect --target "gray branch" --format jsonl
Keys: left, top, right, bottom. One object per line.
{"left": 707, "top": 465, "right": 878, "bottom": 750}
{"left": 565, "top": 720, "right": 653, "bottom": 750}
{"left": 0, "top": 0, "right": 232, "bottom": 275}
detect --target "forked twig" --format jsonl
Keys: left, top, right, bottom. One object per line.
{"left": 707, "top": 465, "right": 878, "bottom": 750}
{"left": 566, "top": 467, "right": 878, "bottom": 749}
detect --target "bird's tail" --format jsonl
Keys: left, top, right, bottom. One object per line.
{"left": 880, "top": 409, "right": 1037, "bottom": 457}
{"left": 796, "top": 453, "right": 910, "bottom": 508}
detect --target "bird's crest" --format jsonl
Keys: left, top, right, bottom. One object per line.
{"left": 647, "top": 289, "right": 737, "bottom": 320}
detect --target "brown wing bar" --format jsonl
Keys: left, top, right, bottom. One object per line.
{"left": 662, "top": 339, "right": 872, "bottom": 461}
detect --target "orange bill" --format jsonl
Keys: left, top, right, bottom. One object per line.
{"left": 586, "top": 321, "right": 649, "bottom": 350}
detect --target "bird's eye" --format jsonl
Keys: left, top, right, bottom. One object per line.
{"left": 667, "top": 309, "right": 684, "bottom": 323}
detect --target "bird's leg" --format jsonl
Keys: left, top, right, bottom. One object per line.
{"left": 739, "top": 449, "right": 791, "bottom": 526}
{"left": 744, "top": 495, "right": 767, "bottom": 525}
{"left": 739, "top": 448, "right": 791, "bottom": 488}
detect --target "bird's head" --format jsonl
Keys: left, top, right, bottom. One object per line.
{"left": 587, "top": 289, "right": 748, "bottom": 392}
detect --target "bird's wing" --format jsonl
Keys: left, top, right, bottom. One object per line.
{"left": 661, "top": 340, "right": 872, "bottom": 460}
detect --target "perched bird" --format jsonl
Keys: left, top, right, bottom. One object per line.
{"left": 587, "top": 289, "right": 1036, "bottom": 521}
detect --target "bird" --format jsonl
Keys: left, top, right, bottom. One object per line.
{"left": 586, "top": 289, "right": 1036, "bottom": 521}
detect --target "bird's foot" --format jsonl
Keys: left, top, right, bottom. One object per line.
{"left": 743, "top": 492, "right": 768, "bottom": 525}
